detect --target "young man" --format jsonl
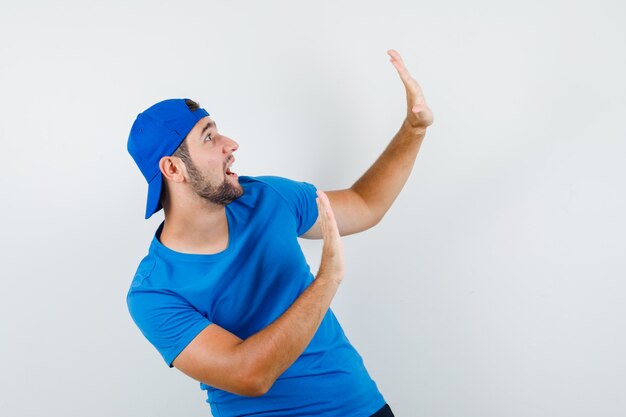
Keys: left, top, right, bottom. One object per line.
{"left": 126, "top": 49, "right": 433, "bottom": 417}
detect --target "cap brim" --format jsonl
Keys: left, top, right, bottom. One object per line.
{"left": 145, "top": 173, "right": 163, "bottom": 219}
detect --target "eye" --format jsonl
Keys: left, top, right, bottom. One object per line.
{"left": 204, "top": 133, "right": 213, "bottom": 142}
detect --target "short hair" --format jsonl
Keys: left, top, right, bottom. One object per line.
{"left": 159, "top": 99, "right": 201, "bottom": 208}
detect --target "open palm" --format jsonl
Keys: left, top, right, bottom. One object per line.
{"left": 388, "top": 49, "right": 434, "bottom": 130}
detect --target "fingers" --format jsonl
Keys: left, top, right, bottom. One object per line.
{"left": 316, "top": 190, "right": 340, "bottom": 237}
{"left": 387, "top": 49, "right": 404, "bottom": 65}
{"left": 316, "top": 190, "right": 333, "bottom": 218}
{"left": 388, "top": 50, "right": 423, "bottom": 103}
{"left": 315, "top": 191, "right": 345, "bottom": 281}
{"left": 387, "top": 49, "right": 411, "bottom": 82}
{"left": 387, "top": 49, "right": 432, "bottom": 125}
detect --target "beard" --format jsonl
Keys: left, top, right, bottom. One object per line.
{"left": 186, "top": 159, "right": 244, "bottom": 206}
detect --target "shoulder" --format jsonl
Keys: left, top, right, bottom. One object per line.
{"left": 126, "top": 236, "right": 173, "bottom": 294}
{"left": 239, "top": 175, "right": 298, "bottom": 188}
{"left": 128, "top": 253, "right": 157, "bottom": 291}
{"left": 240, "top": 175, "right": 316, "bottom": 195}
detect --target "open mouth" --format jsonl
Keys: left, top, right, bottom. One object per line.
{"left": 225, "top": 160, "right": 237, "bottom": 176}
{"left": 225, "top": 155, "right": 238, "bottom": 178}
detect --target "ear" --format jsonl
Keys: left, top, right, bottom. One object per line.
{"left": 159, "top": 156, "right": 187, "bottom": 184}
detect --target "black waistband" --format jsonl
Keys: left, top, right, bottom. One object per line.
{"left": 369, "top": 403, "right": 395, "bottom": 417}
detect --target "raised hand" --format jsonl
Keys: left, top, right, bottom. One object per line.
{"left": 315, "top": 190, "right": 344, "bottom": 285}
{"left": 387, "top": 49, "right": 434, "bottom": 131}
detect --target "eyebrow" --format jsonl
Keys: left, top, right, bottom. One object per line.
{"left": 200, "top": 121, "right": 217, "bottom": 138}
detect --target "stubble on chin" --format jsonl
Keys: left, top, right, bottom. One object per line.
{"left": 186, "top": 159, "right": 244, "bottom": 206}
{"left": 193, "top": 176, "right": 243, "bottom": 206}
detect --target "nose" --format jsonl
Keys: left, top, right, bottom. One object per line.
{"left": 221, "top": 135, "right": 239, "bottom": 153}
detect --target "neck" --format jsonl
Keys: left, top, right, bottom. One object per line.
{"left": 159, "top": 197, "right": 230, "bottom": 255}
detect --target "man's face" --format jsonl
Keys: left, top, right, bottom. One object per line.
{"left": 183, "top": 116, "right": 243, "bottom": 205}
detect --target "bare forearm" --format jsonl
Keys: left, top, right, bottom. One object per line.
{"left": 352, "top": 120, "right": 427, "bottom": 222}
{"left": 237, "top": 276, "right": 340, "bottom": 393}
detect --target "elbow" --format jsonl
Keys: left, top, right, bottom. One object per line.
{"left": 239, "top": 362, "right": 275, "bottom": 397}
{"left": 250, "top": 382, "right": 271, "bottom": 397}
{"left": 230, "top": 343, "right": 275, "bottom": 397}
{"left": 363, "top": 211, "right": 384, "bottom": 232}
{"left": 242, "top": 372, "right": 272, "bottom": 397}
{"left": 215, "top": 374, "right": 267, "bottom": 397}
{"left": 370, "top": 213, "right": 384, "bottom": 229}
{"left": 361, "top": 201, "right": 386, "bottom": 232}
{"left": 344, "top": 213, "right": 382, "bottom": 236}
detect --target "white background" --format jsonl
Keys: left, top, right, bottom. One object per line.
{"left": 1, "top": 1, "right": 625, "bottom": 416}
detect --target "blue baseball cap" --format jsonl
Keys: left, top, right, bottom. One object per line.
{"left": 127, "top": 98, "right": 210, "bottom": 219}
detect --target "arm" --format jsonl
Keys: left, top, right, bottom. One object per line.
{"left": 172, "top": 277, "right": 340, "bottom": 396}
{"left": 301, "top": 49, "right": 434, "bottom": 239}
{"left": 172, "top": 191, "right": 344, "bottom": 396}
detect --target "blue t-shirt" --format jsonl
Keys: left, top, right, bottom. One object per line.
{"left": 126, "top": 175, "right": 386, "bottom": 417}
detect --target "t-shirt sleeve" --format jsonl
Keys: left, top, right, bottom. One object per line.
{"left": 255, "top": 175, "right": 319, "bottom": 236}
{"left": 127, "top": 286, "right": 213, "bottom": 368}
